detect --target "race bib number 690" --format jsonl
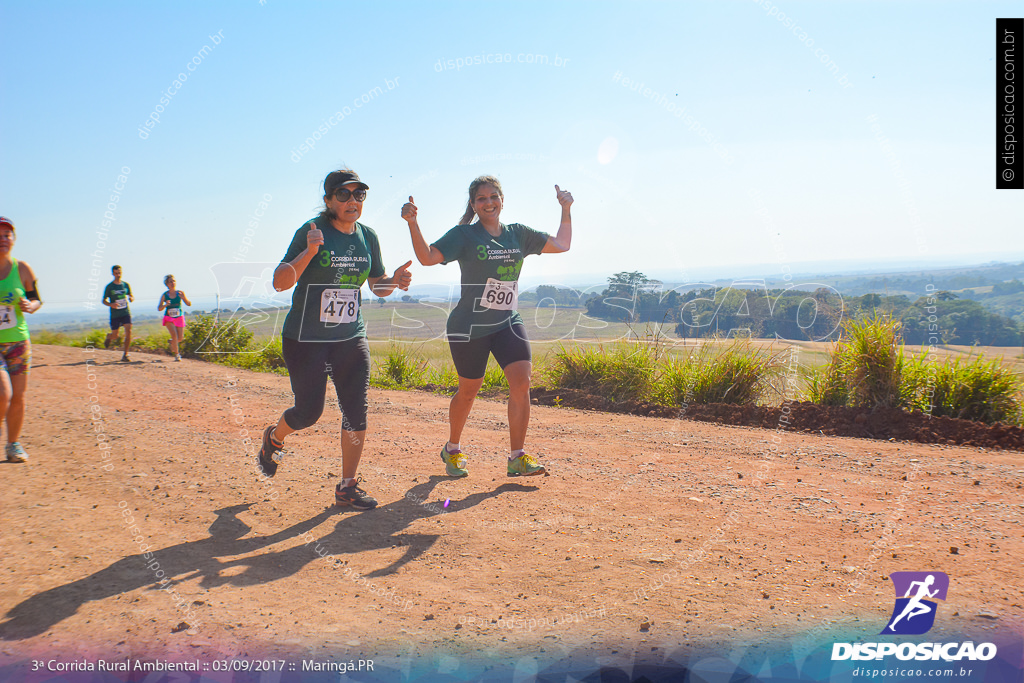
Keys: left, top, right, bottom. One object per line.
{"left": 320, "top": 289, "right": 359, "bottom": 324}
{"left": 481, "top": 278, "right": 518, "bottom": 311}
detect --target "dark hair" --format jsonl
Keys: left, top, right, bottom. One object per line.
{"left": 458, "top": 175, "right": 503, "bottom": 225}
{"left": 112, "top": 265, "right": 122, "bottom": 272}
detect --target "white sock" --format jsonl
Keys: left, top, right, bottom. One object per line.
{"left": 446, "top": 442, "right": 461, "bottom": 453}
{"left": 509, "top": 449, "right": 525, "bottom": 461}
{"left": 340, "top": 477, "right": 355, "bottom": 488}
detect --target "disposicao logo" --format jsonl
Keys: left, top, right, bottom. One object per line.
{"left": 831, "top": 571, "right": 997, "bottom": 663}
{"left": 883, "top": 571, "right": 948, "bottom": 635}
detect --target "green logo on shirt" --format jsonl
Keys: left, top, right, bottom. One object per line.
{"left": 476, "top": 245, "right": 487, "bottom": 260}
{"left": 336, "top": 269, "right": 367, "bottom": 286}
{"left": 496, "top": 262, "right": 523, "bottom": 281}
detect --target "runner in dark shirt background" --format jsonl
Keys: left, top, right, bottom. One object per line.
{"left": 102, "top": 265, "right": 134, "bottom": 362}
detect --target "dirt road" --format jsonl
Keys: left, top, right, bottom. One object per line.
{"left": 1, "top": 345, "right": 1021, "bottom": 669}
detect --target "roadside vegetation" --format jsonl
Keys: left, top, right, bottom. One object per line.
{"left": 807, "top": 316, "right": 1022, "bottom": 424}
{"left": 36, "top": 312, "right": 1023, "bottom": 425}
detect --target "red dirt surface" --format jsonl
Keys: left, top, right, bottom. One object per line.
{"left": 1, "top": 345, "right": 1021, "bottom": 665}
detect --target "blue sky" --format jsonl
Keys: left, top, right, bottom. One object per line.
{"left": 1, "top": 1, "right": 1021, "bottom": 311}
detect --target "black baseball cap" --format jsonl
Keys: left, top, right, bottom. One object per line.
{"left": 324, "top": 170, "right": 369, "bottom": 196}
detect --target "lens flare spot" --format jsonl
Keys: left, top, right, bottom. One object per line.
{"left": 597, "top": 136, "right": 619, "bottom": 165}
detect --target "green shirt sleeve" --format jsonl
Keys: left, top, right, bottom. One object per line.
{"left": 513, "top": 223, "right": 549, "bottom": 256}
{"left": 364, "top": 226, "right": 386, "bottom": 278}
{"left": 431, "top": 226, "right": 466, "bottom": 265}
{"left": 282, "top": 220, "right": 316, "bottom": 264}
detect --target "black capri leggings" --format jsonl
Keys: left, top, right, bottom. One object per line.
{"left": 448, "top": 322, "right": 532, "bottom": 380}
{"left": 281, "top": 335, "right": 370, "bottom": 432}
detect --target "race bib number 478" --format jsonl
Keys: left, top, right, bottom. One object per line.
{"left": 320, "top": 288, "right": 359, "bottom": 324}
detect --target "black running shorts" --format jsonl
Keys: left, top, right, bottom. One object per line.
{"left": 281, "top": 335, "right": 370, "bottom": 432}
{"left": 448, "top": 322, "right": 531, "bottom": 380}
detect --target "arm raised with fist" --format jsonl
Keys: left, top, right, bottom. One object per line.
{"left": 274, "top": 220, "right": 324, "bottom": 291}
{"left": 401, "top": 196, "right": 446, "bottom": 266}
{"left": 541, "top": 184, "right": 573, "bottom": 253}
{"left": 368, "top": 260, "right": 413, "bottom": 297}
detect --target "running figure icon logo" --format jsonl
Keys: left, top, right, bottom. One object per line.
{"left": 882, "top": 571, "right": 949, "bottom": 635}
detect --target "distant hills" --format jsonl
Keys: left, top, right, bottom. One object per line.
{"left": 29, "top": 260, "right": 1024, "bottom": 341}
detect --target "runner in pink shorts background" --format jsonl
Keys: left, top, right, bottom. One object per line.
{"left": 157, "top": 275, "right": 191, "bottom": 361}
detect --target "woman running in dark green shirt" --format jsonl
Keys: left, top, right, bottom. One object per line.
{"left": 259, "top": 169, "right": 412, "bottom": 510}
{"left": 402, "top": 176, "right": 573, "bottom": 478}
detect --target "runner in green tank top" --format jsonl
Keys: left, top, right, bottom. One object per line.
{"left": 158, "top": 275, "right": 191, "bottom": 361}
{"left": 0, "top": 217, "right": 43, "bottom": 463}
{"left": 403, "top": 176, "right": 573, "bottom": 478}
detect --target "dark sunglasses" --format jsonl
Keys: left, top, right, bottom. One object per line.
{"left": 333, "top": 187, "right": 367, "bottom": 202}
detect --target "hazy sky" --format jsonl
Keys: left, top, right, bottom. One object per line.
{"left": 2, "top": 1, "right": 1021, "bottom": 310}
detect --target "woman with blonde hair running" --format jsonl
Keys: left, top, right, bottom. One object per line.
{"left": 157, "top": 275, "right": 191, "bottom": 361}
{"left": 402, "top": 177, "right": 572, "bottom": 478}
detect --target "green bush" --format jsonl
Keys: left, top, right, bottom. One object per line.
{"left": 427, "top": 362, "right": 458, "bottom": 389}
{"left": 807, "top": 344, "right": 850, "bottom": 406}
{"left": 899, "top": 352, "right": 932, "bottom": 412}
{"left": 131, "top": 333, "right": 171, "bottom": 354}
{"left": 674, "top": 340, "right": 782, "bottom": 405}
{"left": 543, "top": 340, "right": 781, "bottom": 406}
{"left": 181, "top": 314, "right": 254, "bottom": 357}
{"left": 67, "top": 329, "right": 109, "bottom": 348}
{"left": 371, "top": 344, "right": 426, "bottom": 389}
{"left": 32, "top": 329, "right": 70, "bottom": 346}
{"left": 803, "top": 313, "right": 1023, "bottom": 424}
{"left": 657, "top": 354, "right": 696, "bottom": 406}
{"left": 258, "top": 337, "right": 286, "bottom": 371}
{"left": 215, "top": 338, "right": 288, "bottom": 375}
{"left": 542, "top": 343, "right": 659, "bottom": 402}
{"left": 842, "top": 315, "right": 905, "bottom": 409}
{"left": 806, "top": 316, "right": 922, "bottom": 410}
{"left": 921, "top": 355, "right": 1022, "bottom": 424}
{"left": 603, "top": 344, "right": 658, "bottom": 402}
{"left": 541, "top": 344, "right": 610, "bottom": 395}
{"left": 482, "top": 362, "right": 509, "bottom": 391}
